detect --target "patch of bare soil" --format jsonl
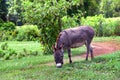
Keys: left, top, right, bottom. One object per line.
{"left": 81, "top": 40, "right": 120, "bottom": 58}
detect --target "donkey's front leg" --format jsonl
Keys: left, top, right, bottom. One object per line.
{"left": 68, "top": 48, "right": 72, "bottom": 63}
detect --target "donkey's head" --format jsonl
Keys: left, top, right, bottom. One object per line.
{"left": 53, "top": 44, "right": 64, "bottom": 68}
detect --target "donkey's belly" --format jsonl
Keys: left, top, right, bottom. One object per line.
{"left": 71, "top": 41, "right": 85, "bottom": 48}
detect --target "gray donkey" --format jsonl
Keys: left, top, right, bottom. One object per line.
{"left": 53, "top": 26, "right": 95, "bottom": 68}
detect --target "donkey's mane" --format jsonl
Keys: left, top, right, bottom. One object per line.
{"left": 56, "top": 33, "right": 62, "bottom": 48}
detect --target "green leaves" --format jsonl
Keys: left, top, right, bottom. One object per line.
{"left": 16, "top": 25, "right": 40, "bottom": 41}
{"left": 21, "top": 0, "right": 73, "bottom": 54}
{"left": 81, "top": 15, "right": 120, "bottom": 36}
{"left": 99, "top": 0, "right": 120, "bottom": 17}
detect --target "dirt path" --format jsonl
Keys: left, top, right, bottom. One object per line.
{"left": 81, "top": 40, "right": 120, "bottom": 57}
{"left": 45, "top": 40, "right": 120, "bottom": 66}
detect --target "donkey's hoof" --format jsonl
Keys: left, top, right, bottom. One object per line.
{"left": 70, "top": 60, "right": 72, "bottom": 63}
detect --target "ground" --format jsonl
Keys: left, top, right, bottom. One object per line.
{"left": 74, "top": 40, "right": 120, "bottom": 62}
{"left": 82, "top": 40, "right": 120, "bottom": 57}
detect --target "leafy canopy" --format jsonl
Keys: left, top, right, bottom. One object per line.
{"left": 21, "top": 0, "right": 82, "bottom": 54}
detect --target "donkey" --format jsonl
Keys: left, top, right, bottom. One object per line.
{"left": 53, "top": 26, "right": 95, "bottom": 68}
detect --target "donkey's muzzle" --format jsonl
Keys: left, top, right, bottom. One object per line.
{"left": 56, "top": 63, "right": 62, "bottom": 68}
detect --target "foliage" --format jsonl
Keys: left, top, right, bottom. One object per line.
{"left": 81, "top": 15, "right": 120, "bottom": 36}
{"left": 0, "top": 18, "right": 4, "bottom": 28}
{"left": 102, "top": 18, "right": 120, "bottom": 36}
{"left": 0, "top": 22, "right": 15, "bottom": 30}
{"left": 0, "top": 42, "right": 40, "bottom": 60}
{"left": 0, "top": 18, "right": 3, "bottom": 23}
{"left": 99, "top": 0, "right": 120, "bottom": 17}
{"left": 0, "top": 0, "right": 7, "bottom": 21}
{"left": 62, "top": 15, "right": 80, "bottom": 29}
{"left": 0, "top": 24, "right": 40, "bottom": 41}
{"left": 0, "top": 30, "right": 14, "bottom": 41}
{"left": 113, "top": 18, "right": 120, "bottom": 36}
{"left": 81, "top": 14, "right": 105, "bottom": 36}
{"left": 7, "top": 0, "right": 23, "bottom": 24}
{"left": 67, "top": 0, "right": 100, "bottom": 17}
{"left": 0, "top": 22, "right": 15, "bottom": 41}
{"left": 15, "top": 25, "right": 40, "bottom": 41}
{"left": 2, "top": 0, "right": 120, "bottom": 55}
{"left": 0, "top": 42, "right": 17, "bottom": 60}
{"left": 21, "top": 0, "right": 83, "bottom": 54}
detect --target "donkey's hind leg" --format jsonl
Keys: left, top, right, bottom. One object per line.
{"left": 85, "top": 42, "right": 90, "bottom": 61}
{"left": 90, "top": 46, "right": 94, "bottom": 60}
{"left": 85, "top": 39, "right": 93, "bottom": 60}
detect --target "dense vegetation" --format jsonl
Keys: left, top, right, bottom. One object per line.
{"left": 0, "top": 0, "right": 120, "bottom": 79}
{"left": 0, "top": 0, "right": 120, "bottom": 54}
{"left": 0, "top": 0, "right": 120, "bottom": 80}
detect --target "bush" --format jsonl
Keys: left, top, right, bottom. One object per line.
{"left": 81, "top": 15, "right": 120, "bottom": 36}
{"left": 62, "top": 16, "right": 79, "bottom": 29}
{"left": 0, "top": 19, "right": 4, "bottom": 30}
{"left": 102, "top": 18, "right": 119, "bottom": 36}
{"left": 114, "top": 19, "right": 120, "bottom": 36}
{"left": 0, "top": 22, "right": 15, "bottom": 30}
{"left": 81, "top": 14, "right": 105, "bottom": 36}
{"left": 16, "top": 25, "right": 40, "bottom": 41}
{"left": 0, "top": 42, "right": 39, "bottom": 60}
{"left": 0, "top": 22, "right": 16, "bottom": 41}
{"left": 0, "top": 30, "right": 14, "bottom": 41}
{"left": 0, "top": 43, "right": 17, "bottom": 60}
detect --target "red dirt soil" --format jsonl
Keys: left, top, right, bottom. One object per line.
{"left": 81, "top": 40, "right": 120, "bottom": 57}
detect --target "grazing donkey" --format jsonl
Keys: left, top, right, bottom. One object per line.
{"left": 53, "top": 26, "right": 95, "bottom": 68}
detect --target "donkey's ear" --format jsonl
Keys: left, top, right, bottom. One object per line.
{"left": 52, "top": 44, "right": 56, "bottom": 51}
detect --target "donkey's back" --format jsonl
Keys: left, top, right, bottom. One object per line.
{"left": 61, "top": 26, "right": 95, "bottom": 49}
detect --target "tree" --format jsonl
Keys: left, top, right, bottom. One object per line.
{"left": 99, "top": 0, "right": 120, "bottom": 17}
{"left": 21, "top": 0, "right": 83, "bottom": 54}
{"left": 67, "top": 0, "right": 100, "bottom": 17}
{"left": 0, "top": 0, "right": 7, "bottom": 21}
{"left": 7, "top": 0, "right": 23, "bottom": 25}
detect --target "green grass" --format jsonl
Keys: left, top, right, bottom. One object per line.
{"left": 0, "top": 36, "right": 120, "bottom": 80}
{"left": 0, "top": 51, "right": 120, "bottom": 80}
{"left": 93, "top": 36, "right": 120, "bottom": 42}
{"left": 0, "top": 41, "right": 43, "bottom": 53}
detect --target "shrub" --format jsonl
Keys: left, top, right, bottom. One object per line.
{"left": 1, "top": 42, "right": 8, "bottom": 50}
{"left": 81, "top": 14, "right": 105, "bottom": 36}
{"left": 114, "top": 19, "right": 120, "bottom": 36}
{"left": 0, "top": 22, "right": 15, "bottom": 30}
{"left": 62, "top": 16, "right": 79, "bottom": 29}
{"left": 81, "top": 15, "right": 120, "bottom": 36}
{"left": 102, "top": 18, "right": 117, "bottom": 36}
{"left": 0, "top": 19, "right": 4, "bottom": 30}
{"left": 16, "top": 25, "right": 40, "bottom": 41}
{"left": 0, "top": 22, "right": 16, "bottom": 41}
{"left": 0, "top": 30, "right": 14, "bottom": 41}
{"left": 0, "top": 42, "right": 40, "bottom": 60}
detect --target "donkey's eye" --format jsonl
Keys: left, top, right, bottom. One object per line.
{"left": 61, "top": 55, "right": 63, "bottom": 58}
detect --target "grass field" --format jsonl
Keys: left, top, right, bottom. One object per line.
{"left": 0, "top": 36, "right": 120, "bottom": 80}
{"left": 0, "top": 41, "right": 43, "bottom": 53}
